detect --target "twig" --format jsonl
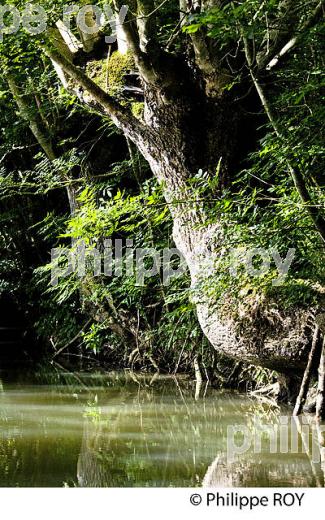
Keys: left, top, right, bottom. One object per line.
{"left": 52, "top": 318, "right": 92, "bottom": 359}
{"left": 265, "top": 1, "right": 324, "bottom": 70}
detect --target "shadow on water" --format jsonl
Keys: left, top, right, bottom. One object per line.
{"left": 0, "top": 366, "right": 324, "bottom": 487}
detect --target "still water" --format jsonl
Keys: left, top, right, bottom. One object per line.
{"left": 0, "top": 368, "right": 323, "bottom": 487}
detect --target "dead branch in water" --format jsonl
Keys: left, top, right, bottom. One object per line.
{"left": 294, "top": 325, "right": 321, "bottom": 416}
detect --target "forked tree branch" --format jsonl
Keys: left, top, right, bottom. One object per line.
{"left": 112, "top": 0, "right": 159, "bottom": 83}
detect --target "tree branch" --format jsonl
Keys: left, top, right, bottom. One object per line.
{"left": 112, "top": 0, "right": 158, "bottom": 83}
{"left": 185, "top": 0, "right": 231, "bottom": 95}
{"left": 136, "top": 0, "right": 161, "bottom": 53}
{"left": 263, "top": 1, "right": 324, "bottom": 70}
{"left": 243, "top": 35, "right": 325, "bottom": 245}
{"left": 43, "top": 45, "right": 148, "bottom": 145}
{"left": 6, "top": 72, "right": 78, "bottom": 213}
{"left": 257, "top": 0, "right": 298, "bottom": 68}
{"left": 6, "top": 73, "right": 56, "bottom": 161}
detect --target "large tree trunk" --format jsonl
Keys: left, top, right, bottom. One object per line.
{"left": 42, "top": 0, "right": 324, "bottom": 376}
{"left": 134, "top": 91, "right": 312, "bottom": 374}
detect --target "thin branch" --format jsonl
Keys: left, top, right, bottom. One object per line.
{"left": 264, "top": 1, "right": 324, "bottom": 70}
{"left": 137, "top": 0, "right": 162, "bottom": 53}
{"left": 243, "top": 35, "right": 325, "bottom": 245}
{"left": 165, "top": 12, "right": 189, "bottom": 51}
{"left": 52, "top": 318, "right": 92, "bottom": 359}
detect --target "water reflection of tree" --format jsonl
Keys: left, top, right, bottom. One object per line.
{"left": 2, "top": 369, "right": 323, "bottom": 487}
{"left": 203, "top": 400, "right": 324, "bottom": 488}
{"left": 76, "top": 375, "right": 226, "bottom": 487}
{"left": 76, "top": 375, "right": 323, "bottom": 487}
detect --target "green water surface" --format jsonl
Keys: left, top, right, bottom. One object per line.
{"left": 0, "top": 369, "right": 322, "bottom": 487}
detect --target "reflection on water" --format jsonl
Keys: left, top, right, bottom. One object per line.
{"left": 0, "top": 368, "right": 323, "bottom": 487}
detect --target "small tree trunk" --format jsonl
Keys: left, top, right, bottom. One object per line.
{"left": 293, "top": 325, "right": 320, "bottom": 415}
{"left": 77, "top": 6, "right": 102, "bottom": 53}
{"left": 6, "top": 73, "right": 78, "bottom": 215}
